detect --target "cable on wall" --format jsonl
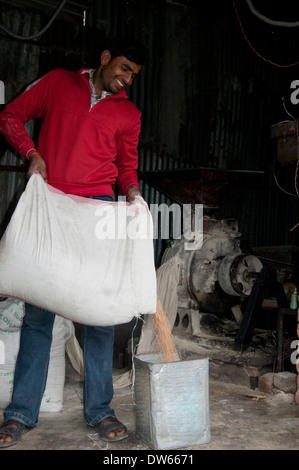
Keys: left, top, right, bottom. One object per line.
{"left": 232, "top": 0, "right": 299, "bottom": 67}
{"left": 0, "top": 0, "right": 68, "bottom": 41}
{"left": 245, "top": 0, "right": 299, "bottom": 28}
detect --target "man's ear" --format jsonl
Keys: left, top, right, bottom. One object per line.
{"left": 100, "top": 50, "right": 111, "bottom": 65}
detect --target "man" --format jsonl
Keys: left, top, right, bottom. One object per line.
{"left": 0, "top": 37, "right": 146, "bottom": 447}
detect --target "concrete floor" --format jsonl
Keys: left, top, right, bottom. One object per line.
{"left": 1, "top": 355, "right": 299, "bottom": 452}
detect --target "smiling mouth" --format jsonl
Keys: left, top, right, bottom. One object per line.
{"left": 115, "top": 78, "right": 126, "bottom": 89}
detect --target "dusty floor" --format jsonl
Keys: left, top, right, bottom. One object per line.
{"left": 1, "top": 355, "right": 298, "bottom": 453}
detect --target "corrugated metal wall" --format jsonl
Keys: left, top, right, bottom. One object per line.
{"left": 0, "top": 4, "right": 42, "bottom": 236}
{"left": 0, "top": 0, "right": 298, "bottom": 264}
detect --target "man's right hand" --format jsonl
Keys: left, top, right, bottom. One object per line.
{"left": 27, "top": 153, "right": 48, "bottom": 182}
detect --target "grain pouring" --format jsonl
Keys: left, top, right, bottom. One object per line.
{"left": 153, "top": 299, "right": 179, "bottom": 363}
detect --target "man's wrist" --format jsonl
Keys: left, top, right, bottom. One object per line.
{"left": 126, "top": 184, "right": 140, "bottom": 195}
{"left": 27, "top": 149, "right": 41, "bottom": 160}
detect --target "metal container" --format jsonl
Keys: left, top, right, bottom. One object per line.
{"left": 271, "top": 121, "right": 298, "bottom": 163}
{"left": 134, "top": 353, "right": 210, "bottom": 450}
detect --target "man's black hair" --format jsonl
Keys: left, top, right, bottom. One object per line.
{"left": 102, "top": 37, "right": 146, "bottom": 65}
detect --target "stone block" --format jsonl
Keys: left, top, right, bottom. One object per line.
{"left": 258, "top": 372, "right": 274, "bottom": 393}
{"left": 273, "top": 371, "right": 297, "bottom": 394}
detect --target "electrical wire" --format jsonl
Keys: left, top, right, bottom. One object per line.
{"left": 273, "top": 336, "right": 297, "bottom": 373}
{"left": 272, "top": 159, "right": 298, "bottom": 198}
{"left": 273, "top": 99, "right": 299, "bottom": 231}
{"left": 281, "top": 98, "right": 299, "bottom": 196}
{"left": 245, "top": 0, "right": 299, "bottom": 28}
{"left": 272, "top": 99, "right": 299, "bottom": 201}
{"left": 232, "top": 0, "right": 299, "bottom": 67}
{"left": 0, "top": 0, "right": 68, "bottom": 41}
{"left": 232, "top": 1, "right": 299, "bottom": 231}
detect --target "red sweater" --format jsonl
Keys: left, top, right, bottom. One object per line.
{"left": 0, "top": 68, "right": 141, "bottom": 197}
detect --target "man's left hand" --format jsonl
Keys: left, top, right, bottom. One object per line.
{"left": 127, "top": 185, "right": 142, "bottom": 203}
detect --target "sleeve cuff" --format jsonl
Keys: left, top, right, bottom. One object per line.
{"left": 25, "top": 148, "right": 38, "bottom": 159}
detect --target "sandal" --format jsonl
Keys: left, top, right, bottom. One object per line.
{"left": 0, "top": 420, "right": 29, "bottom": 448}
{"left": 95, "top": 416, "right": 128, "bottom": 442}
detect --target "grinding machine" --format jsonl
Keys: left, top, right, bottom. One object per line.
{"left": 160, "top": 216, "right": 263, "bottom": 347}
{"left": 139, "top": 167, "right": 281, "bottom": 354}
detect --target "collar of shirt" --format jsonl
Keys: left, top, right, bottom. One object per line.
{"left": 83, "top": 69, "right": 113, "bottom": 108}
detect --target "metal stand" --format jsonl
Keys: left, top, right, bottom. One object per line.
{"left": 235, "top": 266, "right": 289, "bottom": 351}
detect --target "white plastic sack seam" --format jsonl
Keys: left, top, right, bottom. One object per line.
{"left": 0, "top": 174, "right": 157, "bottom": 326}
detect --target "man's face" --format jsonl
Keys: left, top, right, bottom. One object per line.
{"left": 96, "top": 51, "right": 142, "bottom": 95}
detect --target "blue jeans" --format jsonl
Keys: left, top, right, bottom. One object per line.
{"left": 4, "top": 195, "right": 116, "bottom": 428}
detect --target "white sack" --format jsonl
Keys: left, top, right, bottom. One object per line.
{"left": 0, "top": 174, "right": 156, "bottom": 326}
{"left": 0, "top": 298, "right": 74, "bottom": 412}
{"left": 0, "top": 298, "right": 24, "bottom": 409}
{"left": 41, "top": 315, "right": 73, "bottom": 412}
